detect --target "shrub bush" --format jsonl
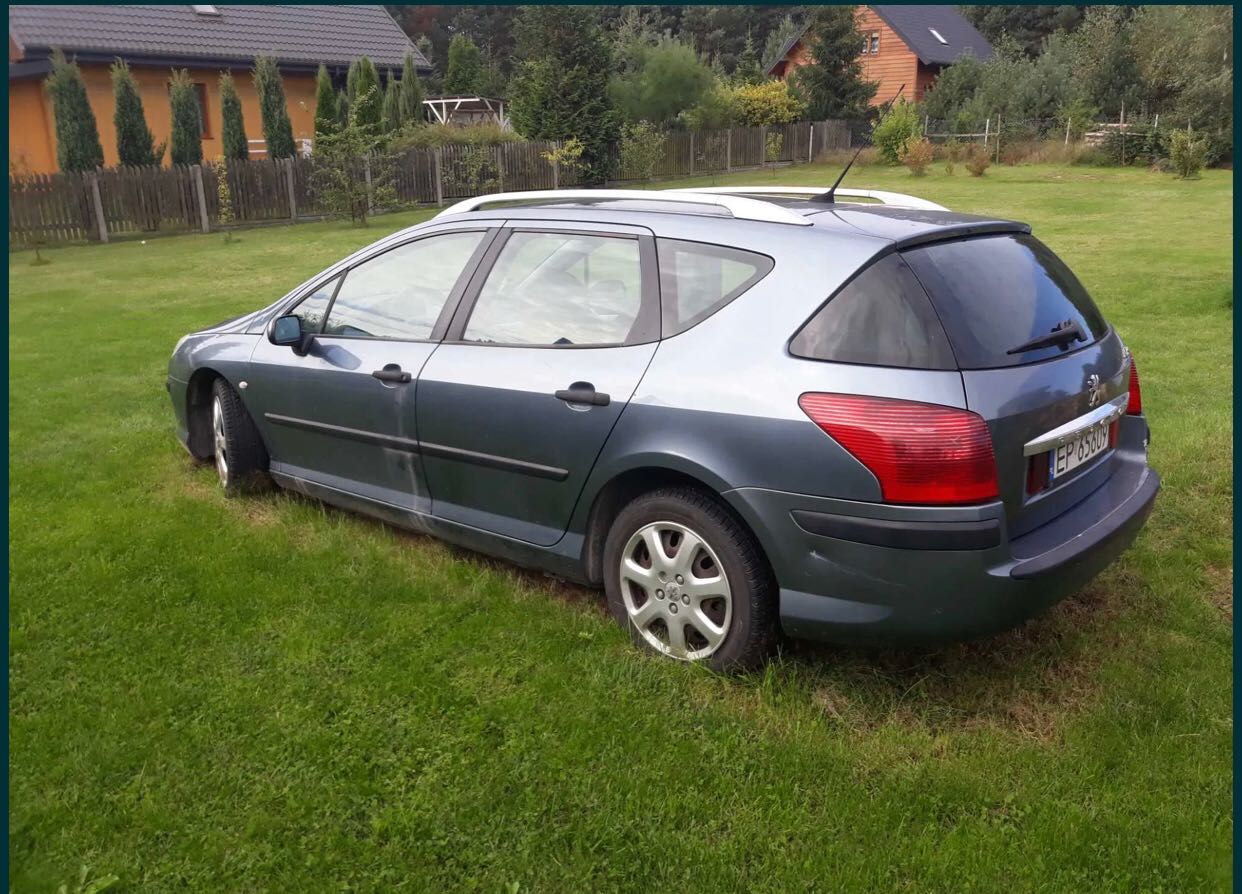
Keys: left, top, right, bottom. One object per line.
{"left": 1169, "top": 129, "right": 1208, "bottom": 179}
{"left": 872, "top": 100, "right": 922, "bottom": 165}
{"left": 941, "top": 138, "right": 963, "bottom": 175}
{"left": 617, "top": 121, "right": 664, "bottom": 181}
{"left": 964, "top": 144, "right": 991, "bottom": 176}
{"left": 901, "top": 137, "right": 933, "bottom": 176}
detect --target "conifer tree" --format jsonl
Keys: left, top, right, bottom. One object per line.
{"left": 111, "top": 58, "right": 160, "bottom": 166}
{"left": 168, "top": 68, "right": 203, "bottom": 165}
{"left": 253, "top": 55, "right": 296, "bottom": 158}
{"left": 313, "top": 63, "right": 337, "bottom": 138}
{"left": 381, "top": 70, "right": 402, "bottom": 132}
{"left": 399, "top": 51, "right": 424, "bottom": 125}
{"left": 45, "top": 49, "right": 104, "bottom": 172}
{"left": 350, "top": 57, "right": 382, "bottom": 131}
{"left": 219, "top": 71, "right": 249, "bottom": 160}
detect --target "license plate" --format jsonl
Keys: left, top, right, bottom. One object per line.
{"left": 1049, "top": 420, "right": 1112, "bottom": 479}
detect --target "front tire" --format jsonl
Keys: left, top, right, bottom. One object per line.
{"left": 210, "top": 378, "right": 270, "bottom": 495}
{"left": 603, "top": 487, "right": 778, "bottom": 672}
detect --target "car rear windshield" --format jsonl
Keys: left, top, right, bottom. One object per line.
{"left": 901, "top": 233, "right": 1108, "bottom": 369}
{"left": 788, "top": 253, "right": 956, "bottom": 370}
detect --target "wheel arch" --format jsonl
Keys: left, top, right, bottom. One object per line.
{"left": 578, "top": 459, "right": 771, "bottom": 587}
{"left": 184, "top": 366, "right": 227, "bottom": 460}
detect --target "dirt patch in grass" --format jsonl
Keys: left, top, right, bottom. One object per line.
{"left": 1204, "top": 564, "right": 1233, "bottom": 620}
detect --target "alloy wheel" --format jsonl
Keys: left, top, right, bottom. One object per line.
{"left": 619, "top": 520, "right": 732, "bottom": 661}
{"left": 212, "top": 396, "right": 229, "bottom": 485}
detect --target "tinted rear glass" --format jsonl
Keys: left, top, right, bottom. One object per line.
{"left": 789, "top": 253, "right": 956, "bottom": 370}
{"left": 902, "top": 234, "right": 1108, "bottom": 369}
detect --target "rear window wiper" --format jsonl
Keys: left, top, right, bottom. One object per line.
{"left": 1006, "top": 319, "right": 1086, "bottom": 355}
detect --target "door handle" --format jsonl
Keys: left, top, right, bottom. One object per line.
{"left": 372, "top": 364, "right": 412, "bottom": 384}
{"left": 555, "top": 382, "right": 610, "bottom": 407}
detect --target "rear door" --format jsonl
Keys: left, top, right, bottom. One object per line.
{"left": 902, "top": 233, "right": 1129, "bottom": 536}
{"left": 416, "top": 222, "right": 660, "bottom": 545}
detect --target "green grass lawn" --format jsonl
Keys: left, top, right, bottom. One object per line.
{"left": 9, "top": 163, "right": 1232, "bottom": 892}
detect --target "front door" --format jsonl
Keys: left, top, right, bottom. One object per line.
{"left": 246, "top": 226, "right": 494, "bottom": 511}
{"left": 417, "top": 224, "right": 660, "bottom": 545}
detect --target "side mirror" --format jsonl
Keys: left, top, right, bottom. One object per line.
{"left": 270, "top": 314, "right": 313, "bottom": 355}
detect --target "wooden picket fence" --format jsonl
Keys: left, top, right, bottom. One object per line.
{"left": 9, "top": 121, "right": 853, "bottom": 247}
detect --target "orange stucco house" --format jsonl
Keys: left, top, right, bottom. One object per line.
{"left": 767, "top": 5, "right": 992, "bottom": 106}
{"left": 9, "top": 4, "right": 430, "bottom": 174}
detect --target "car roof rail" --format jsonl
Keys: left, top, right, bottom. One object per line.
{"left": 435, "top": 189, "right": 814, "bottom": 226}
{"left": 668, "top": 186, "right": 949, "bottom": 212}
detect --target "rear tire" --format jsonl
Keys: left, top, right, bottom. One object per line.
{"left": 603, "top": 487, "right": 778, "bottom": 672}
{"left": 210, "top": 378, "right": 270, "bottom": 496}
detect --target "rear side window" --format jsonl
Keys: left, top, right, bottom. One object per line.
{"left": 789, "top": 253, "right": 956, "bottom": 370}
{"left": 657, "top": 239, "right": 772, "bottom": 336}
{"left": 902, "top": 234, "right": 1108, "bottom": 369}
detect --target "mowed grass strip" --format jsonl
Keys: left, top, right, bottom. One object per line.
{"left": 9, "top": 164, "right": 1232, "bottom": 893}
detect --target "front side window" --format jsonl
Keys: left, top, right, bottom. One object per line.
{"left": 657, "top": 239, "right": 773, "bottom": 336}
{"left": 323, "top": 230, "right": 486, "bottom": 340}
{"left": 463, "top": 231, "right": 646, "bottom": 346}
{"left": 288, "top": 274, "right": 341, "bottom": 333}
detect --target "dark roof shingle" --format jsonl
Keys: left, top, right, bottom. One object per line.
{"left": 870, "top": 5, "right": 993, "bottom": 65}
{"left": 8, "top": 4, "right": 429, "bottom": 70}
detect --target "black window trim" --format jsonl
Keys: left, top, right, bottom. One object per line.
{"left": 289, "top": 226, "right": 500, "bottom": 345}
{"left": 655, "top": 236, "right": 775, "bottom": 338}
{"left": 442, "top": 226, "right": 662, "bottom": 349}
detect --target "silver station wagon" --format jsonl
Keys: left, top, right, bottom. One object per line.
{"left": 168, "top": 186, "right": 1159, "bottom": 670}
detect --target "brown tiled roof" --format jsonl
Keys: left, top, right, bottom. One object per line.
{"left": 8, "top": 4, "right": 429, "bottom": 71}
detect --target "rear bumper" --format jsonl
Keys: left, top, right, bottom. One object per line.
{"left": 725, "top": 448, "right": 1159, "bottom": 645}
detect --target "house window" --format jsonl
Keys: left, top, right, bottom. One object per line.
{"left": 195, "top": 83, "right": 210, "bottom": 137}
{"left": 870, "top": 33, "right": 880, "bottom": 54}
{"left": 929, "top": 27, "right": 948, "bottom": 45}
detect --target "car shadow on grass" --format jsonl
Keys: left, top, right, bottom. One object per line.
{"left": 187, "top": 461, "right": 1141, "bottom": 744}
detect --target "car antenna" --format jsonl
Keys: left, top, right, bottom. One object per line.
{"left": 813, "top": 83, "right": 905, "bottom": 205}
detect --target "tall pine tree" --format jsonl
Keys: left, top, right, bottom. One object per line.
{"left": 509, "top": 7, "right": 618, "bottom": 184}
{"left": 219, "top": 71, "right": 248, "bottom": 160}
{"left": 111, "top": 58, "right": 159, "bottom": 166}
{"left": 444, "top": 33, "right": 483, "bottom": 94}
{"left": 168, "top": 68, "right": 203, "bottom": 165}
{"left": 313, "top": 64, "right": 337, "bottom": 138}
{"left": 336, "top": 88, "right": 351, "bottom": 129}
{"left": 381, "top": 70, "right": 402, "bottom": 132}
{"left": 790, "top": 7, "right": 876, "bottom": 120}
{"left": 399, "top": 51, "right": 425, "bottom": 125}
{"left": 45, "top": 49, "right": 104, "bottom": 172}
{"left": 253, "top": 56, "right": 296, "bottom": 158}
{"left": 350, "top": 57, "right": 382, "bottom": 131}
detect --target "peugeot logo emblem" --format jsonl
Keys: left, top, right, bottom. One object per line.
{"left": 1086, "top": 373, "right": 1103, "bottom": 408}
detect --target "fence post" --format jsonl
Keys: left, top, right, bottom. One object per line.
{"left": 552, "top": 152, "right": 559, "bottom": 190}
{"left": 688, "top": 132, "right": 695, "bottom": 175}
{"left": 995, "top": 113, "right": 1002, "bottom": 163}
{"left": 760, "top": 126, "right": 768, "bottom": 167}
{"left": 89, "top": 171, "right": 108, "bottom": 243}
{"left": 285, "top": 158, "right": 297, "bottom": 219}
{"left": 725, "top": 129, "right": 732, "bottom": 172}
{"left": 807, "top": 123, "right": 813, "bottom": 163}
{"left": 496, "top": 144, "right": 504, "bottom": 193}
{"left": 191, "top": 164, "right": 209, "bottom": 233}
{"left": 983, "top": 117, "right": 990, "bottom": 147}
{"left": 433, "top": 148, "right": 443, "bottom": 207}
{"left": 364, "top": 155, "right": 373, "bottom": 213}
{"left": 1065, "top": 119, "right": 1071, "bottom": 146}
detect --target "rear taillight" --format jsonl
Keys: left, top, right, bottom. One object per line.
{"left": 1127, "top": 356, "right": 1142, "bottom": 415}
{"left": 798, "top": 393, "right": 999, "bottom": 505}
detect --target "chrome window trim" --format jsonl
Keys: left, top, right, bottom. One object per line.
{"left": 1022, "top": 393, "right": 1129, "bottom": 456}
